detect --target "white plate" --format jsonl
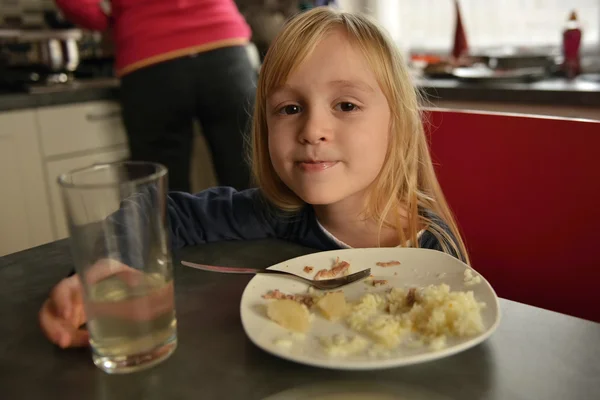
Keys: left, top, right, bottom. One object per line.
{"left": 240, "top": 248, "right": 501, "bottom": 370}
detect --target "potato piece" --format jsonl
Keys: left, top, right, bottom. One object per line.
{"left": 316, "top": 291, "right": 347, "bottom": 321}
{"left": 266, "top": 299, "right": 311, "bottom": 333}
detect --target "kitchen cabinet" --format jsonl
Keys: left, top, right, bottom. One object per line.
{"left": 46, "top": 146, "right": 129, "bottom": 240}
{"left": 38, "top": 101, "right": 130, "bottom": 240}
{"left": 0, "top": 101, "right": 129, "bottom": 256}
{"left": 37, "top": 101, "right": 127, "bottom": 157}
{"left": 0, "top": 99, "right": 220, "bottom": 256}
{"left": 0, "top": 109, "right": 54, "bottom": 256}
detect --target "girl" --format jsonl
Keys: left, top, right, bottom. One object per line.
{"left": 39, "top": 7, "right": 468, "bottom": 348}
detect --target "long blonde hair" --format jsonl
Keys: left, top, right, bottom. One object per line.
{"left": 251, "top": 7, "right": 469, "bottom": 263}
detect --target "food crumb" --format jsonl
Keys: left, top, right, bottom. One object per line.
{"left": 429, "top": 336, "right": 447, "bottom": 350}
{"left": 406, "top": 288, "right": 417, "bottom": 307}
{"left": 376, "top": 260, "right": 401, "bottom": 267}
{"left": 262, "top": 289, "right": 314, "bottom": 307}
{"left": 274, "top": 338, "right": 293, "bottom": 349}
{"left": 314, "top": 257, "right": 350, "bottom": 280}
{"left": 372, "top": 279, "right": 388, "bottom": 287}
{"left": 463, "top": 269, "right": 482, "bottom": 286}
{"left": 303, "top": 266, "right": 314, "bottom": 274}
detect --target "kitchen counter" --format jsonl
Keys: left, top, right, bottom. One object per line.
{"left": 1, "top": 75, "right": 599, "bottom": 113}
{"left": 0, "top": 78, "right": 119, "bottom": 112}
{"left": 418, "top": 75, "right": 600, "bottom": 107}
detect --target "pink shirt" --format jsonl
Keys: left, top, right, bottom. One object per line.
{"left": 55, "top": 0, "right": 251, "bottom": 76}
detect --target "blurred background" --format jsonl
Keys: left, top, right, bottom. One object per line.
{"left": 1, "top": 0, "right": 599, "bottom": 256}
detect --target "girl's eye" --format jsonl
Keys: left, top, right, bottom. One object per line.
{"left": 278, "top": 105, "right": 302, "bottom": 115}
{"left": 336, "top": 102, "right": 358, "bottom": 112}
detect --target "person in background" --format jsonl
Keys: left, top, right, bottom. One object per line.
{"left": 235, "top": 0, "right": 337, "bottom": 60}
{"left": 234, "top": 0, "right": 298, "bottom": 61}
{"left": 54, "top": 0, "right": 257, "bottom": 192}
{"left": 299, "top": 0, "right": 337, "bottom": 10}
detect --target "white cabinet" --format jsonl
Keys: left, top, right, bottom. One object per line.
{"left": 46, "top": 146, "right": 129, "bottom": 240}
{"left": 0, "top": 110, "right": 54, "bottom": 256}
{"left": 0, "top": 98, "right": 218, "bottom": 255}
{"left": 36, "top": 101, "right": 130, "bottom": 240}
{"left": 0, "top": 101, "right": 130, "bottom": 256}
{"left": 37, "top": 101, "right": 127, "bottom": 157}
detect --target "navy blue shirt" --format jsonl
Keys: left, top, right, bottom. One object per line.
{"left": 78, "top": 186, "right": 463, "bottom": 276}
{"left": 165, "top": 187, "right": 457, "bottom": 257}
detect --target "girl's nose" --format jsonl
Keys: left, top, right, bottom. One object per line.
{"left": 298, "top": 110, "right": 333, "bottom": 144}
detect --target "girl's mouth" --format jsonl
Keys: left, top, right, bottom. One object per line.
{"left": 296, "top": 160, "right": 339, "bottom": 172}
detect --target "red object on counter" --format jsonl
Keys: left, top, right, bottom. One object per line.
{"left": 54, "top": 0, "right": 251, "bottom": 76}
{"left": 426, "top": 109, "right": 600, "bottom": 323}
{"left": 451, "top": 0, "right": 469, "bottom": 59}
{"left": 562, "top": 10, "right": 583, "bottom": 78}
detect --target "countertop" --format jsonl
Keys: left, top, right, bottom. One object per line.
{"left": 1, "top": 75, "right": 599, "bottom": 113}
{"left": 0, "top": 78, "right": 120, "bottom": 112}
{"left": 417, "top": 75, "right": 600, "bottom": 107}
{"left": 1, "top": 238, "right": 599, "bottom": 400}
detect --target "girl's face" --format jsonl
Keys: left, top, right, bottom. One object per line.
{"left": 266, "top": 29, "right": 391, "bottom": 208}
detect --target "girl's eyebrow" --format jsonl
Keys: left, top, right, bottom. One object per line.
{"left": 270, "top": 84, "right": 299, "bottom": 97}
{"left": 270, "top": 80, "right": 374, "bottom": 97}
{"left": 328, "top": 79, "right": 374, "bottom": 93}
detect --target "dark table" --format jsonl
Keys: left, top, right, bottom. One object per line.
{"left": 1, "top": 239, "right": 599, "bottom": 400}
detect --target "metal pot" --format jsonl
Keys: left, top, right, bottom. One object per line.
{"left": 0, "top": 29, "right": 82, "bottom": 73}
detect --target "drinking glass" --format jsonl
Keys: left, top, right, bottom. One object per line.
{"left": 57, "top": 161, "right": 176, "bottom": 374}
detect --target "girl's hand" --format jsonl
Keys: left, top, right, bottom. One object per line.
{"left": 39, "top": 275, "right": 89, "bottom": 348}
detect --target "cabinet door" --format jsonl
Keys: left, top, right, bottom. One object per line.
{"left": 37, "top": 101, "right": 128, "bottom": 158}
{"left": 0, "top": 110, "right": 54, "bottom": 256}
{"left": 46, "top": 146, "right": 130, "bottom": 240}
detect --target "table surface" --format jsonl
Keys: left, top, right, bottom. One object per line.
{"left": 1, "top": 239, "right": 599, "bottom": 400}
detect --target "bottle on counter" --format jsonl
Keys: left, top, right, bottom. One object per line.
{"left": 562, "top": 10, "right": 582, "bottom": 79}
{"left": 451, "top": 0, "right": 469, "bottom": 65}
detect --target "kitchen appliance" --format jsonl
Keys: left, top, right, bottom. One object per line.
{"left": 476, "top": 52, "right": 555, "bottom": 71}
{"left": 0, "top": 29, "right": 82, "bottom": 84}
{"left": 0, "top": 27, "right": 115, "bottom": 93}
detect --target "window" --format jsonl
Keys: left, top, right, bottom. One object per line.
{"left": 354, "top": 0, "right": 600, "bottom": 54}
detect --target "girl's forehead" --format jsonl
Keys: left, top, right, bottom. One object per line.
{"left": 307, "top": 29, "right": 362, "bottom": 61}
{"left": 286, "top": 33, "right": 375, "bottom": 82}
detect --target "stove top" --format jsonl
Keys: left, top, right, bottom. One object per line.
{"left": 25, "top": 77, "right": 119, "bottom": 94}
{"left": 0, "top": 58, "right": 115, "bottom": 94}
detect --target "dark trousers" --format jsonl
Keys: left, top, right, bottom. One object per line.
{"left": 120, "top": 45, "right": 257, "bottom": 192}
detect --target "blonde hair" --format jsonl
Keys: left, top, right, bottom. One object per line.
{"left": 251, "top": 7, "right": 469, "bottom": 263}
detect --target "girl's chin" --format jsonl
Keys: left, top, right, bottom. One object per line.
{"left": 295, "top": 190, "right": 348, "bottom": 207}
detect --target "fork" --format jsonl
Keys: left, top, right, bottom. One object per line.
{"left": 180, "top": 260, "right": 371, "bottom": 290}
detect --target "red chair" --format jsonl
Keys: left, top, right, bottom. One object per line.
{"left": 426, "top": 108, "right": 600, "bottom": 322}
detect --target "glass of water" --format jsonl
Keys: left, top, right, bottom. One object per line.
{"left": 58, "top": 161, "right": 177, "bottom": 374}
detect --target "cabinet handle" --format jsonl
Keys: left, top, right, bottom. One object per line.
{"left": 85, "top": 110, "right": 121, "bottom": 122}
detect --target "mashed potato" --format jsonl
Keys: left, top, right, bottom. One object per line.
{"left": 320, "top": 334, "right": 370, "bottom": 356}
{"left": 389, "top": 284, "right": 486, "bottom": 337}
{"left": 264, "top": 277, "right": 486, "bottom": 357}
{"left": 464, "top": 268, "right": 483, "bottom": 286}
{"left": 329, "top": 284, "right": 486, "bottom": 355}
